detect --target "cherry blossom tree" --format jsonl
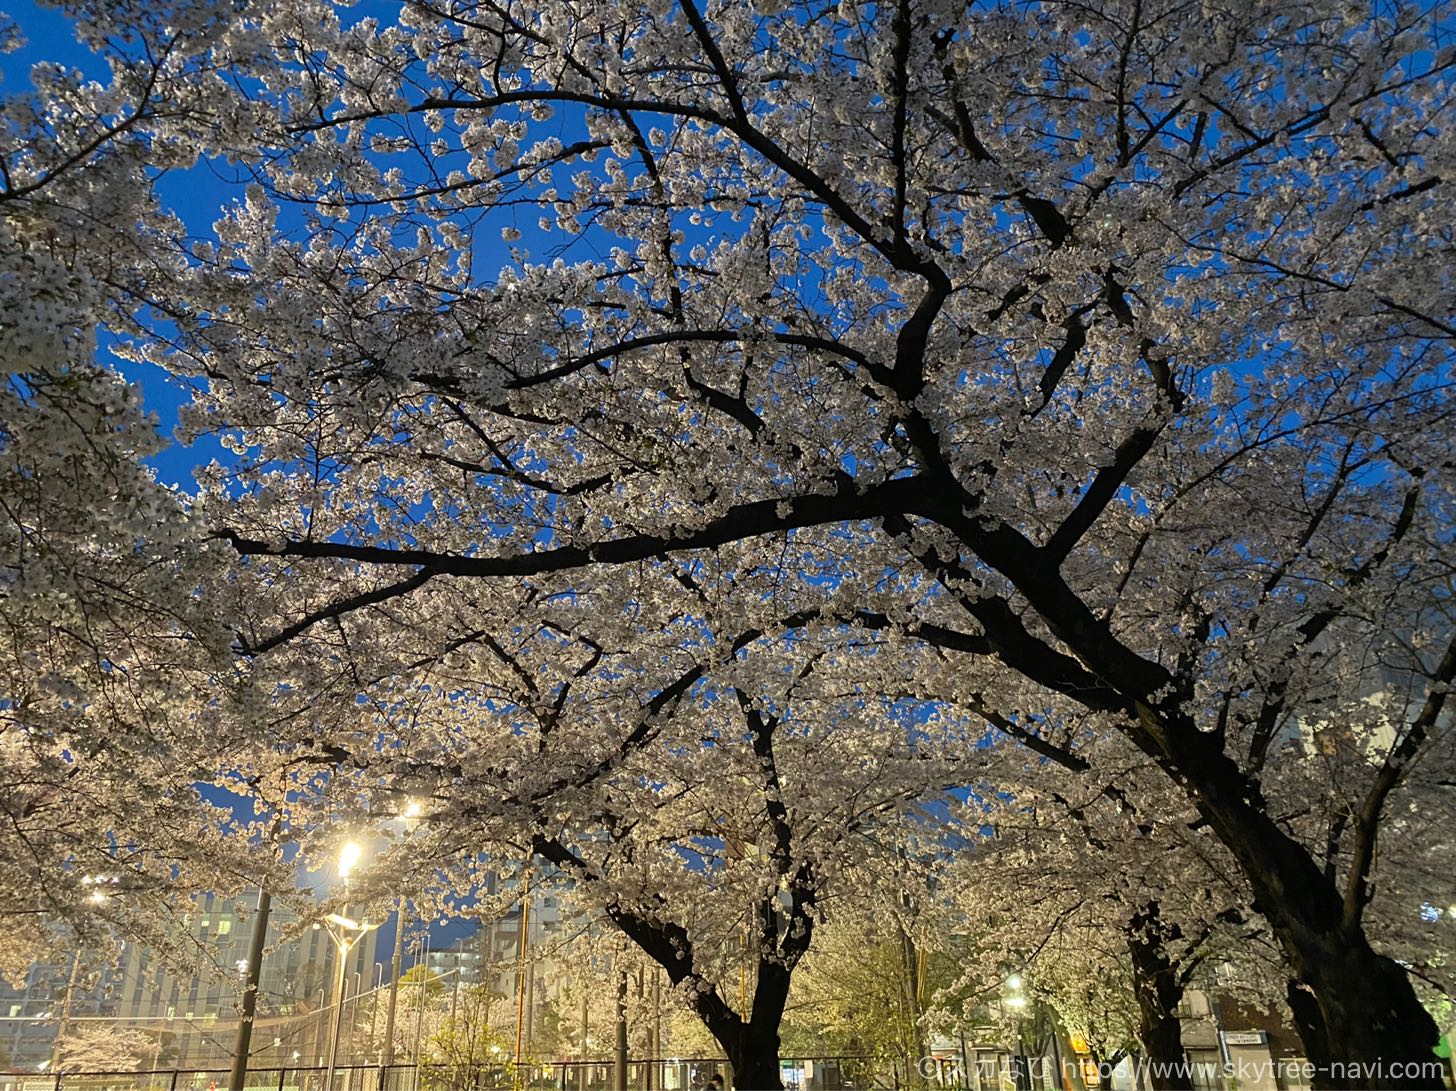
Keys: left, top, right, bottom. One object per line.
{"left": 296, "top": 630, "right": 992, "bottom": 1089}
{"left": 0, "top": 0, "right": 292, "bottom": 976}
{"left": 939, "top": 752, "right": 1274, "bottom": 1091}
{"left": 146, "top": 0, "right": 1454, "bottom": 1079}
{"left": 5, "top": 0, "right": 1455, "bottom": 1086}
{"left": 57, "top": 1024, "right": 160, "bottom": 1072}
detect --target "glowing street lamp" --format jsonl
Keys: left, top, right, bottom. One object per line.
{"left": 1003, "top": 974, "right": 1030, "bottom": 1091}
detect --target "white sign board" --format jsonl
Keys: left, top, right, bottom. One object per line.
{"left": 1222, "top": 1030, "right": 1268, "bottom": 1046}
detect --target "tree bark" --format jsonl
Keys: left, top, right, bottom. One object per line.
{"left": 1125, "top": 903, "right": 1191, "bottom": 1091}
{"left": 675, "top": 955, "right": 789, "bottom": 1091}
{"left": 1171, "top": 739, "right": 1441, "bottom": 1090}
{"left": 723, "top": 1024, "right": 785, "bottom": 1091}
{"left": 1275, "top": 936, "right": 1440, "bottom": 1091}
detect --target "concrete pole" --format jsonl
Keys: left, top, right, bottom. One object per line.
{"left": 369, "top": 964, "right": 383, "bottom": 1061}
{"left": 49, "top": 953, "right": 82, "bottom": 1071}
{"left": 450, "top": 971, "right": 461, "bottom": 1037}
{"left": 324, "top": 928, "right": 352, "bottom": 1091}
{"left": 411, "top": 938, "right": 429, "bottom": 1091}
{"left": 229, "top": 889, "right": 273, "bottom": 1091}
{"left": 382, "top": 900, "right": 408, "bottom": 1066}
{"left": 651, "top": 970, "right": 662, "bottom": 1091}
{"left": 613, "top": 972, "right": 628, "bottom": 1091}
{"left": 514, "top": 874, "right": 532, "bottom": 1067}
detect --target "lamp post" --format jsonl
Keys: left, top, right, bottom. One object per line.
{"left": 323, "top": 843, "right": 378, "bottom": 1091}
{"left": 1004, "top": 976, "right": 1030, "bottom": 1091}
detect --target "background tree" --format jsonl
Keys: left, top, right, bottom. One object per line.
{"left": 423, "top": 985, "right": 514, "bottom": 1085}
{"left": 0, "top": 0, "right": 287, "bottom": 976}
{"left": 935, "top": 747, "right": 1279, "bottom": 1091}
{"left": 312, "top": 637, "right": 991, "bottom": 1089}
{"left": 780, "top": 913, "right": 978, "bottom": 1090}
{"left": 55, "top": 1025, "right": 157, "bottom": 1073}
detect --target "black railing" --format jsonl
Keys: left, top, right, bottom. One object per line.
{"left": 0, "top": 1057, "right": 877, "bottom": 1091}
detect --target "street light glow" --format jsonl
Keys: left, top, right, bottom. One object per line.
{"left": 402, "top": 800, "right": 423, "bottom": 819}
{"left": 1006, "top": 995, "right": 1027, "bottom": 1008}
{"left": 338, "top": 840, "right": 363, "bottom": 878}
{"left": 1007, "top": 974, "right": 1023, "bottom": 990}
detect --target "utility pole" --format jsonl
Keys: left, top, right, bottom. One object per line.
{"left": 369, "top": 964, "right": 383, "bottom": 1060}
{"left": 513, "top": 873, "right": 532, "bottom": 1067}
{"left": 613, "top": 972, "right": 628, "bottom": 1091}
{"left": 229, "top": 888, "right": 273, "bottom": 1091}
{"left": 651, "top": 968, "right": 662, "bottom": 1091}
{"left": 410, "top": 938, "right": 430, "bottom": 1091}
{"left": 449, "top": 969, "right": 461, "bottom": 1037}
{"left": 383, "top": 799, "right": 423, "bottom": 1068}
{"left": 49, "top": 953, "right": 82, "bottom": 1072}
{"left": 382, "top": 899, "right": 408, "bottom": 1066}
{"left": 579, "top": 987, "right": 590, "bottom": 1061}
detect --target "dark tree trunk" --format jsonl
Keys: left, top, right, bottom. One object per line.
{"left": 1125, "top": 903, "right": 1191, "bottom": 1091}
{"left": 1169, "top": 738, "right": 1441, "bottom": 1090}
{"left": 724, "top": 1027, "right": 784, "bottom": 1091}
{"left": 1286, "top": 979, "right": 1336, "bottom": 1076}
{"left": 1274, "top": 933, "right": 1442, "bottom": 1091}
{"left": 703, "top": 960, "right": 790, "bottom": 1091}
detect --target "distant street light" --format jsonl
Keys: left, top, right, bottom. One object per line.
{"left": 1003, "top": 974, "right": 1030, "bottom": 1091}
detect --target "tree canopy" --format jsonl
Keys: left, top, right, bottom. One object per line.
{"left": 1, "top": 0, "right": 1453, "bottom": 1086}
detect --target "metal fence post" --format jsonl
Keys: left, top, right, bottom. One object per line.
{"left": 171, "top": 1071, "right": 180, "bottom": 1091}
{"left": 279, "top": 1067, "right": 288, "bottom": 1091}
